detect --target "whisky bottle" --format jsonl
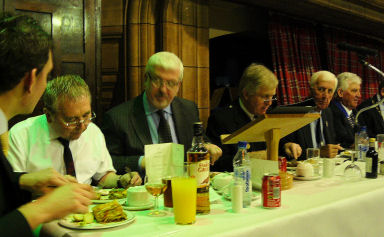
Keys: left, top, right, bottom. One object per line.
{"left": 187, "top": 122, "right": 210, "bottom": 214}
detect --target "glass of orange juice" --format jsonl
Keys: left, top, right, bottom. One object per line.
{"left": 172, "top": 163, "right": 196, "bottom": 225}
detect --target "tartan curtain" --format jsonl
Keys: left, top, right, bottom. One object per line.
{"left": 268, "top": 14, "right": 322, "bottom": 105}
{"left": 323, "top": 26, "right": 384, "bottom": 100}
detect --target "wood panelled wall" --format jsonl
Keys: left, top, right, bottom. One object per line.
{"left": 101, "top": 0, "right": 210, "bottom": 125}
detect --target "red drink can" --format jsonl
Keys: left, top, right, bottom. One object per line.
{"left": 278, "top": 156, "right": 287, "bottom": 172}
{"left": 262, "top": 173, "right": 281, "bottom": 208}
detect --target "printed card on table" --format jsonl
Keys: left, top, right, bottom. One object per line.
{"left": 145, "top": 143, "right": 184, "bottom": 182}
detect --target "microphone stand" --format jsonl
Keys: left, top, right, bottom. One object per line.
{"left": 355, "top": 55, "right": 384, "bottom": 126}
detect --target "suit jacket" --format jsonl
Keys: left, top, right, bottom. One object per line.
{"left": 0, "top": 142, "right": 33, "bottom": 236}
{"left": 206, "top": 100, "right": 266, "bottom": 172}
{"left": 357, "top": 95, "right": 384, "bottom": 138}
{"left": 329, "top": 101, "right": 356, "bottom": 148}
{"left": 101, "top": 94, "right": 200, "bottom": 174}
{"left": 280, "top": 98, "right": 336, "bottom": 160}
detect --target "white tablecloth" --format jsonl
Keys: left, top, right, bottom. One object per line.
{"left": 42, "top": 162, "right": 384, "bottom": 237}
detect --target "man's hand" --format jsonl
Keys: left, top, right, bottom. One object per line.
{"left": 284, "top": 142, "right": 302, "bottom": 159}
{"left": 205, "top": 143, "right": 222, "bottom": 165}
{"left": 119, "top": 172, "right": 142, "bottom": 188}
{"left": 320, "top": 144, "right": 343, "bottom": 158}
{"left": 19, "top": 168, "right": 77, "bottom": 195}
{"left": 18, "top": 183, "right": 95, "bottom": 229}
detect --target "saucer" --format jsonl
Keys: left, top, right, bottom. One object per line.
{"left": 294, "top": 175, "right": 321, "bottom": 181}
{"left": 122, "top": 201, "right": 154, "bottom": 211}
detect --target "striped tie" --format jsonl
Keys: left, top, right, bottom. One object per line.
{"left": 347, "top": 114, "right": 355, "bottom": 128}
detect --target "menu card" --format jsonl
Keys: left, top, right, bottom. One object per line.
{"left": 145, "top": 143, "right": 184, "bottom": 182}
{"left": 250, "top": 159, "right": 279, "bottom": 190}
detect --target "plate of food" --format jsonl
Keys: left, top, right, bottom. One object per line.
{"left": 59, "top": 201, "right": 135, "bottom": 230}
{"left": 92, "top": 188, "right": 127, "bottom": 204}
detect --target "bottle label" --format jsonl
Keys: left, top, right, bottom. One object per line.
{"left": 189, "top": 159, "right": 210, "bottom": 187}
{"left": 366, "top": 157, "right": 372, "bottom": 173}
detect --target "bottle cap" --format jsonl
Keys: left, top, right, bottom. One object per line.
{"left": 369, "top": 138, "right": 376, "bottom": 143}
{"left": 237, "top": 141, "right": 247, "bottom": 148}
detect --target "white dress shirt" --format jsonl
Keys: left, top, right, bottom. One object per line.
{"left": 7, "top": 115, "right": 115, "bottom": 184}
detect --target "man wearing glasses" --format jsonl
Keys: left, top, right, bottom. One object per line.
{"left": 102, "top": 51, "right": 222, "bottom": 174}
{"left": 8, "top": 75, "right": 141, "bottom": 188}
{"left": 206, "top": 64, "right": 278, "bottom": 171}
{"left": 281, "top": 71, "right": 343, "bottom": 160}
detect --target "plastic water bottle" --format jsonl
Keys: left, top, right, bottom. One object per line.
{"left": 233, "top": 141, "right": 252, "bottom": 208}
{"left": 355, "top": 126, "right": 369, "bottom": 161}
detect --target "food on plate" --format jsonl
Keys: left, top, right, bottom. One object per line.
{"left": 92, "top": 200, "right": 127, "bottom": 223}
{"left": 94, "top": 188, "right": 127, "bottom": 200}
{"left": 69, "top": 212, "right": 95, "bottom": 225}
{"left": 211, "top": 173, "right": 232, "bottom": 191}
{"left": 287, "top": 159, "right": 298, "bottom": 167}
{"left": 296, "top": 162, "right": 314, "bottom": 177}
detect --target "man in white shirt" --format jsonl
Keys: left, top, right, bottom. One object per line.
{"left": 329, "top": 72, "right": 362, "bottom": 148}
{"left": 8, "top": 75, "right": 141, "bottom": 188}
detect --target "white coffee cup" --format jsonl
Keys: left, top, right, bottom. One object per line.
{"left": 323, "top": 158, "right": 335, "bottom": 178}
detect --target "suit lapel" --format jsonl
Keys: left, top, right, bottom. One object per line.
{"left": 233, "top": 101, "right": 252, "bottom": 128}
{"left": 171, "top": 98, "right": 191, "bottom": 147}
{"left": 131, "top": 95, "right": 152, "bottom": 146}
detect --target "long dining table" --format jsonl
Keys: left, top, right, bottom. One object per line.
{"left": 41, "top": 161, "right": 384, "bottom": 237}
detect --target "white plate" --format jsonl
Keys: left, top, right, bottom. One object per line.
{"left": 122, "top": 201, "right": 154, "bottom": 211}
{"left": 92, "top": 198, "right": 126, "bottom": 204}
{"left": 59, "top": 211, "right": 135, "bottom": 230}
{"left": 294, "top": 175, "right": 321, "bottom": 181}
{"left": 223, "top": 192, "right": 260, "bottom": 201}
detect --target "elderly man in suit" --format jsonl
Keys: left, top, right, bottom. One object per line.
{"left": 281, "top": 71, "right": 343, "bottom": 160}
{"left": 102, "top": 51, "right": 222, "bottom": 174}
{"left": 329, "top": 72, "right": 361, "bottom": 148}
{"left": 206, "top": 64, "right": 278, "bottom": 171}
{"left": 357, "top": 81, "right": 384, "bottom": 138}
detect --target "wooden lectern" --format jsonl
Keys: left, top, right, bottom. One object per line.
{"left": 221, "top": 113, "right": 320, "bottom": 161}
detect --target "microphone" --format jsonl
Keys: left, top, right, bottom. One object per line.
{"left": 337, "top": 42, "right": 378, "bottom": 56}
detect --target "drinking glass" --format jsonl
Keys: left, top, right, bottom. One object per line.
{"left": 172, "top": 163, "right": 196, "bottom": 225}
{"left": 144, "top": 176, "right": 167, "bottom": 217}
{"left": 344, "top": 151, "right": 362, "bottom": 181}
{"left": 376, "top": 134, "right": 384, "bottom": 161}
{"left": 306, "top": 148, "right": 320, "bottom": 176}
{"left": 162, "top": 176, "right": 173, "bottom": 208}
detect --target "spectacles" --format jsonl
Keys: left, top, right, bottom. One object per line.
{"left": 62, "top": 112, "right": 96, "bottom": 128}
{"left": 148, "top": 73, "right": 180, "bottom": 90}
{"left": 259, "top": 95, "right": 277, "bottom": 103}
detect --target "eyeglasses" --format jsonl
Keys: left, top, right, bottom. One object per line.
{"left": 259, "top": 95, "right": 277, "bottom": 103}
{"left": 62, "top": 112, "right": 96, "bottom": 128}
{"left": 148, "top": 73, "right": 180, "bottom": 90}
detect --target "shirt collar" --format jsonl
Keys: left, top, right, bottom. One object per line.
{"left": 143, "top": 92, "right": 172, "bottom": 115}
{"left": 340, "top": 103, "right": 353, "bottom": 116}
{"left": 0, "top": 108, "right": 7, "bottom": 134}
{"left": 239, "top": 98, "right": 255, "bottom": 121}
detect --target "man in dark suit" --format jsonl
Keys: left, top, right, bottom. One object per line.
{"left": 357, "top": 81, "right": 384, "bottom": 138}
{"left": 206, "top": 64, "right": 278, "bottom": 171}
{"left": 281, "top": 71, "right": 343, "bottom": 160}
{"left": 0, "top": 13, "right": 94, "bottom": 236}
{"left": 329, "top": 72, "right": 361, "bottom": 148}
{"left": 102, "top": 52, "right": 222, "bottom": 174}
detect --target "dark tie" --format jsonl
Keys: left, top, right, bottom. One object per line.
{"left": 347, "top": 113, "right": 356, "bottom": 128}
{"left": 57, "top": 137, "right": 76, "bottom": 177}
{"left": 156, "top": 110, "right": 173, "bottom": 143}
{"left": 315, "top": 119, "right": 322, "bottom": 147}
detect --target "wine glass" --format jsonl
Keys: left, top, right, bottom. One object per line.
{"left": 144, "top": 176, "right": 167, "bottom": 217}
{"left": 344, "top": 151, "right": 362, "bottom": 181}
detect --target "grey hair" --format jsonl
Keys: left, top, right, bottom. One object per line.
{"left": 310, "top": 71, "right": 338, "bottom": 92}
{"left": 239, "top": 63, "right": 278, "bottom": 96}
{"left": 336, "top": 72, "right": 362, "bottom": 91}
{"left": 43, "top": 74, "right": 91, "bottom": 112}
{"left": 145, "top": 51, "right": 184, "bottom": 83}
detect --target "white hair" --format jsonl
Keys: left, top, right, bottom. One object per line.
{"left": 336, "top": 72, "right": 362, "bottom": 91}
{"left": 310, "top": 71, "right": 338, "bottom": 92}
{"left": 145, "top": 51, "right": 184, "bottom": 81}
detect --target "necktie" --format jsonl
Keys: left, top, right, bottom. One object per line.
{"left": 156, "top": 110, "right": 173, "bottom": 143}
{"left": 57, "top": 137, "right": 76, "bottom": 177}
{"left": 0, "top": 131, "right": 9, "bottom": 157}
{"left": 347, "top": 113, "right": 356, "bottom": 128}
{"left": 315, "top": 119, "right": 322, "bottom": 147}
